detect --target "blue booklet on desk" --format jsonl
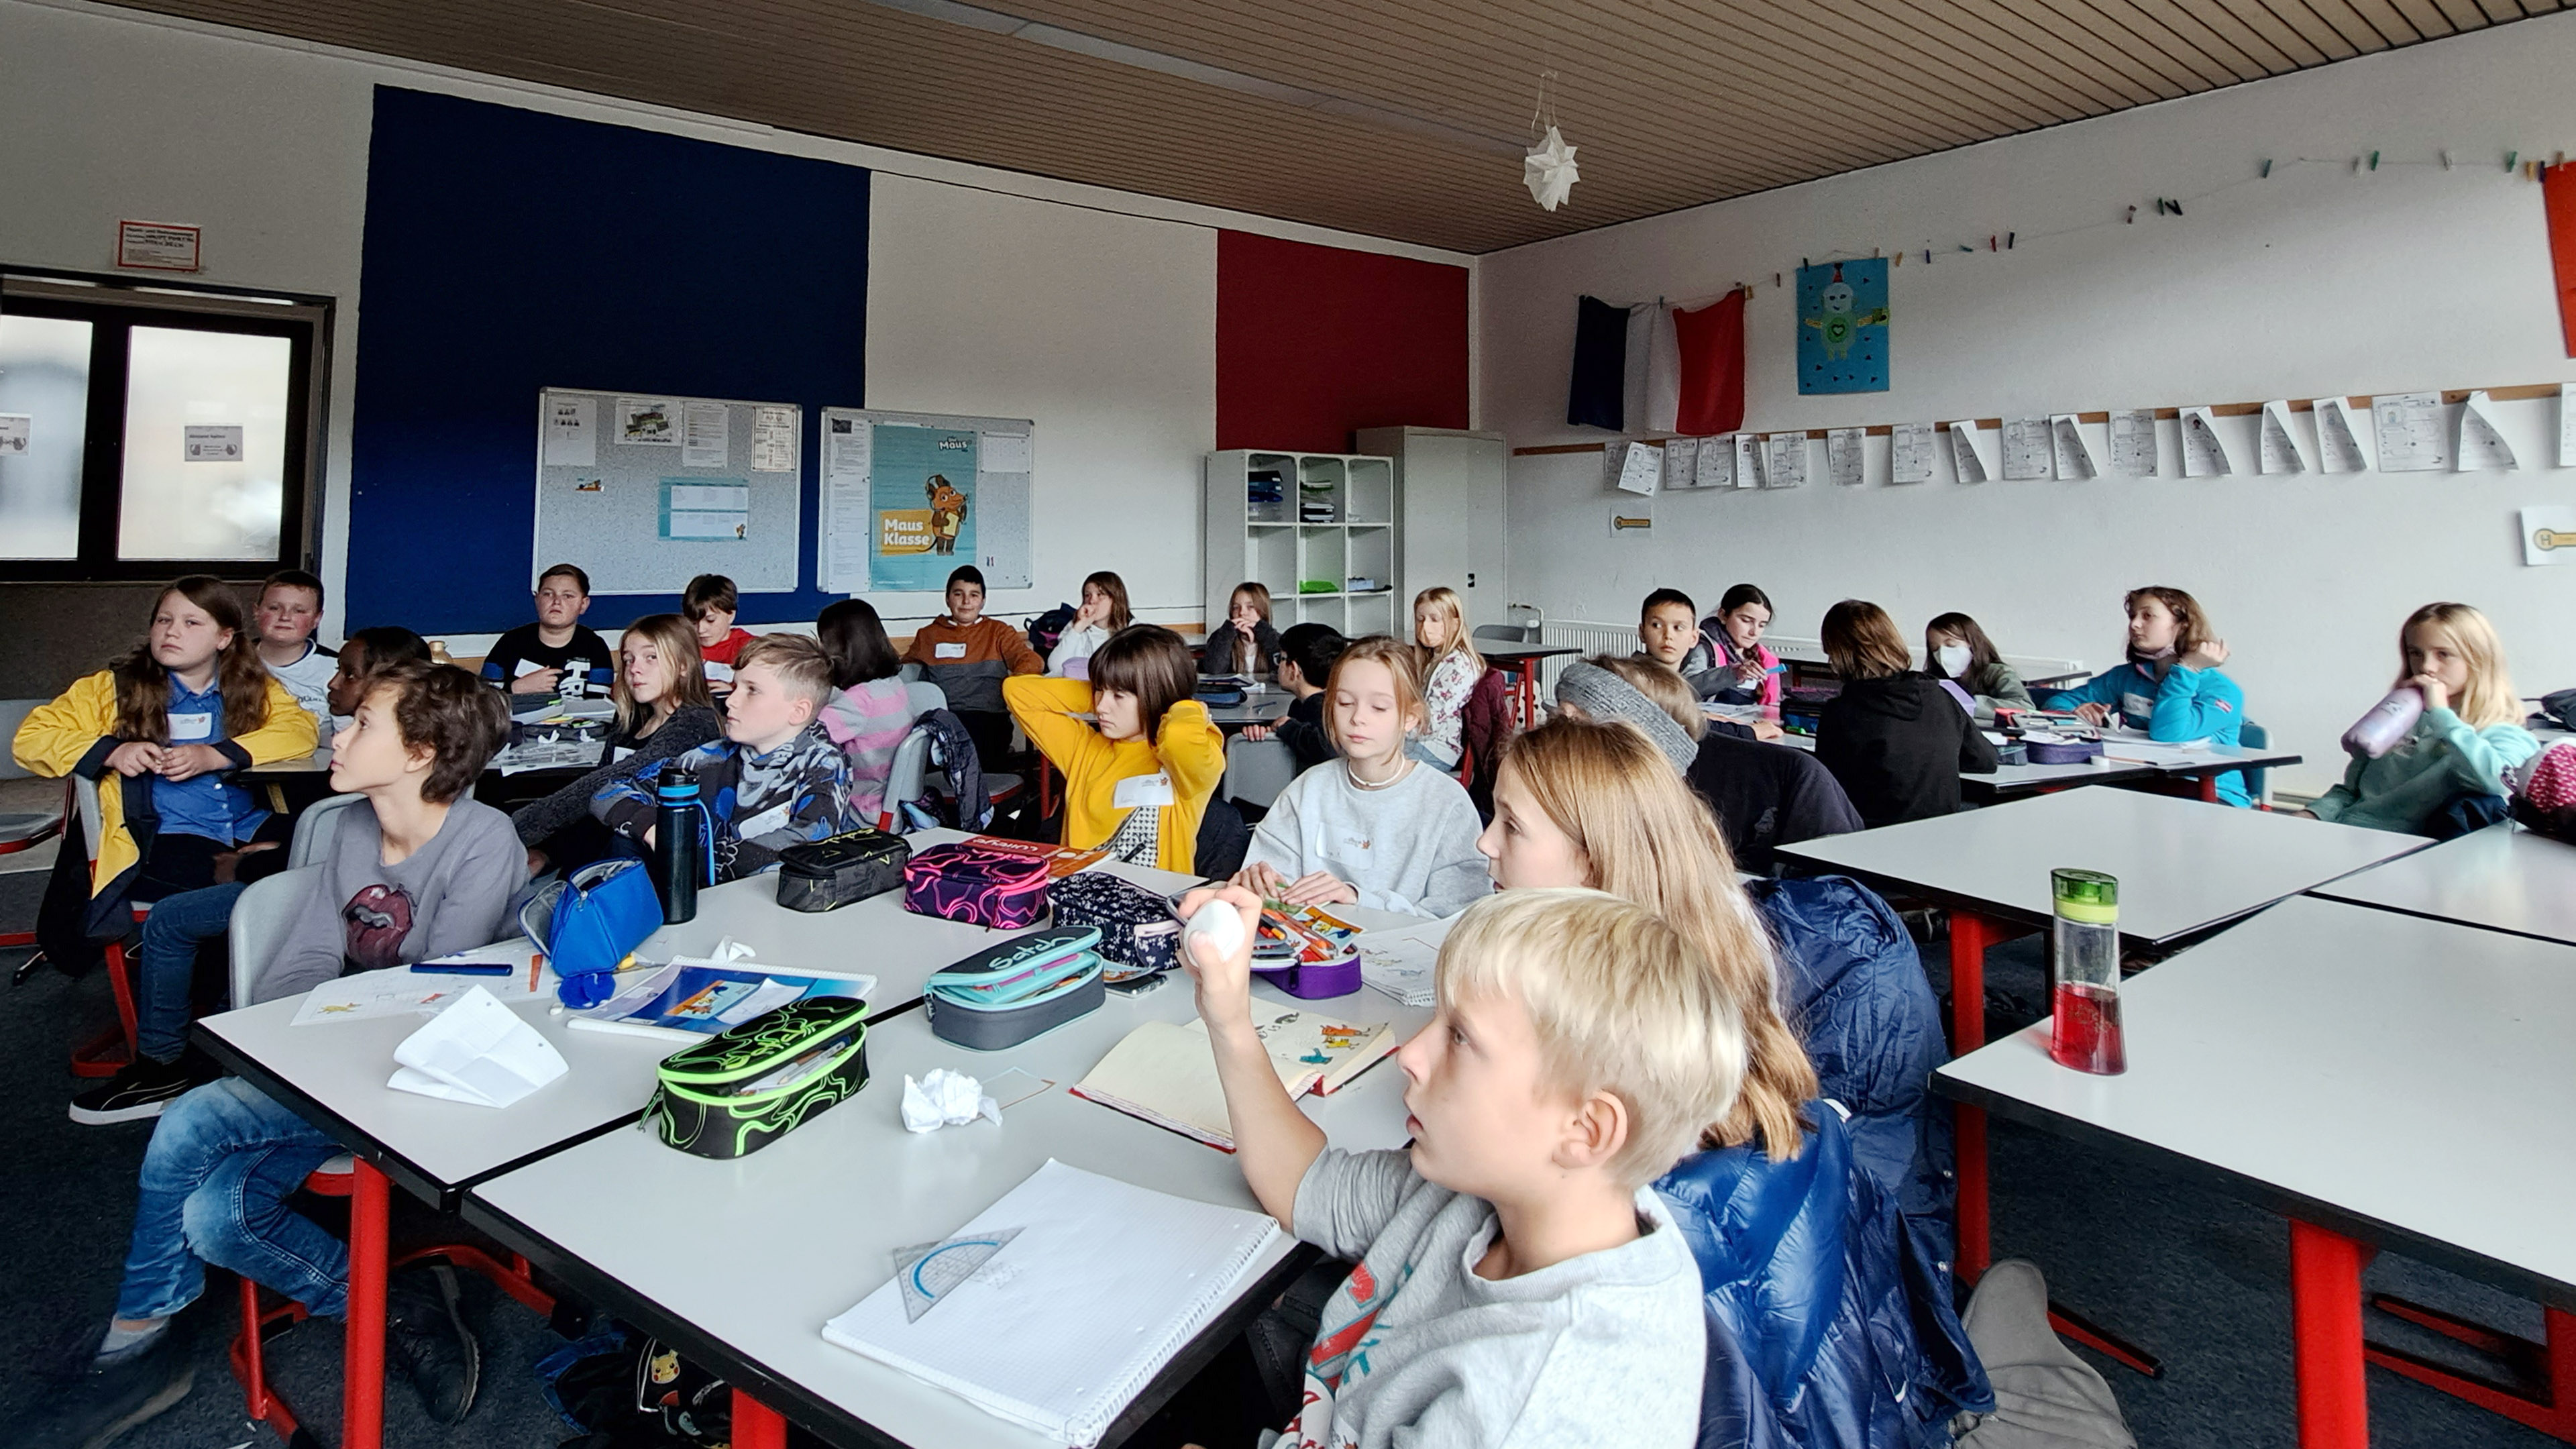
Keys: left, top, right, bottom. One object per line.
{"left": 570, "top": 963, "right": 876, "bottom": 1043}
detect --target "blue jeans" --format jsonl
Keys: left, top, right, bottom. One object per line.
{"left": 135, "top": 882, "right": 246, "bottom": 1063}
{"left": 115, "top": 1078, "right": 345, "bottom": 1322}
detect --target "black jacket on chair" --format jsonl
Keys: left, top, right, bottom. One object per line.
{"left": 1815, "top": 673, "right": 1998, "bottom": 829}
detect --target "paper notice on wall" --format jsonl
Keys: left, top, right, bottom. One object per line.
{"left": 1734, "top": 433, "right": 1763, "bottom": 488}
{"left": 0, "top": 414, "right": 28, "bottom": 455}
{"left": 2257, "top": 401, "right": 2306, "bottom": 475}
{"left": 753, "top": 405, "right": 800, "bottom": 474}
{"left": 1889, "top": 421, "right": 1936, "bottom": 484}
{"left": 1826, "top": 428, "right": 1865, "bottom": 486}
{"left": 2457, "top": 390, "right": 2517, "bottom": 471}
{"left": 617, "top": 398, "right": 680, "bottom": 446}
{"left": 1764, "top": 433, "right": 1809, "bottom": 488}
{"left": 662, "top": 479, "right": 750, "bottom": 541}
{"left": 682, "top": 402, "right": 729, "bottom": 469}
{"left": 2315, "top": 397, "right": 2371, "bottom": 473}
{"left": 2178, "top": 408, "right": 2233, "bottom": 477}
{"left": 2051, "top": 415, "right": 2098, "bottom": 480}
{"left": 1947, "top": 422, "right": 1992, "bottom": 483}
{"left": 1613, "top": 441, "right": 1662, "bottom": 494}
{"left": 2561, "top": 384, "right": 2576, "bottom": 468}
{"left": 2000, "top": 417, "right": 2051, "bottom": 480}
{"left": 2371, "top": 392, "right": 2449, "bottom": 472}
{"left": 2110, "top": 409, "right": 2157, "bottom": 477}
{"left": 182, "top": 424, "right": 243, "bottom": 462}
{"left": 824, "top": 413, "right": 870, "bottom": 478}
{"left": 1663, "top": 435, "right": 1700, "bottom": 487}
{"left": 542, "top": 394, "right": 594, "bottom": 466}
{"left": 2526, "top": 504, "right": 2576, "bottom": 566}
{"left": 979, "top": 431, "right": 1032, "bottom": 474}
{"left": 1695, "top": 434, "right": 1734, "bottom": 488}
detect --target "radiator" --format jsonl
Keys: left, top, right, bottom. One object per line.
{"left": 1533, "top": 620, "right": 1638, "bottom": 695}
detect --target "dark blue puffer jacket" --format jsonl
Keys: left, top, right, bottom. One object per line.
{"left": 1750, "top": 875, "right": 1954, "bottom": 1258}
{"left": 1658, "top": 1106, "right": 1992, "bottom": 1449}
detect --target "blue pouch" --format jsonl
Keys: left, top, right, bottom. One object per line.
{"left": 521, "top": 859, "right": 663, "bottom": 1009}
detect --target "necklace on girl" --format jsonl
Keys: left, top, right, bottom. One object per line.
{"left": 1346, "top": 756, "right": 1415, "bottom": 792}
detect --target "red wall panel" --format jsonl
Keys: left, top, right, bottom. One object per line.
{"left": 1216, "top": 230, "right": 1470, "bottom": 452}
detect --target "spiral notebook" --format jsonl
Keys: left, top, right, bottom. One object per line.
{"left": 820, "top": 1159, "right": 1279, "bottom": 1447}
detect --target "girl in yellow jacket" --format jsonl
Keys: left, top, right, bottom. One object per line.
{"left": 1004, "top": 625, "right": 1222, "bottom": 874}
{"left": 14, "top": 576, "right": 317, "bottom": 932}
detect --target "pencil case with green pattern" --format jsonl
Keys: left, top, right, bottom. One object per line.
{"left": 647, "top": 996, "right": 870, "bottom": 1159}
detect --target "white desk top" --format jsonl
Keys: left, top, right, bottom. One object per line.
{"left": 1937, "top": 896, "right": 2576, "bottom": 1305}
{"left": 469, "top": 908, "right": 1430, "bottom": 1449}
{"left": 2309, "top": 822, "right": 2576, "bottom": 949}
{"left": 1959, "top": 756, "right": 2159, "bottom": 801}
{"left": 195, "top": 968, "right": 679, "bottom": 1206}
{"left": 1774, "top": 786, "right": 2430, "bottom": 942}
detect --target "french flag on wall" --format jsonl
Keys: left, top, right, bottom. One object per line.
{"left": 1566, "top": 289, "right": 1746, "bottom": 435}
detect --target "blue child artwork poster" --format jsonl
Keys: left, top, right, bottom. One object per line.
{"left": 870, "top": 423, "right": 978, "bottom": 592}
{"left": 1796, "top": 259, "right": 1890, "bottom": 394}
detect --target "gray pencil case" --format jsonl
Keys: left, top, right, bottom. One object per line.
{"left": 922, "top": 928, "right": 1106, "bottom": 1051}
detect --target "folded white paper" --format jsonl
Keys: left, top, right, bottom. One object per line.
{"left": 386, "top": 986, "right": 568, "bottom": 1108}
{"left": 902, "top": 1069, "right": 1000, "bottom": 1132}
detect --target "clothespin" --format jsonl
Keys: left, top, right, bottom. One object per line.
{"left": 2351, "top": 156, "right": 2363, "bottom": 174}
{"left": 1956, "top": 243, "right": 1972, "bottom": 253}
{"left": 2556, "top": 151, "right": 2566, "bottom": 167}
{"left": 2167, "top": 199, "right": 2184, "bottom": 216}
{"left": 2506, "top": 150, "right": 2519, "bottom": 172}
{"left": 2439, "top": 150, "right": 2453, "bottom": 171}
{"left": 2367, "top": 151, "right": 2380, "bottom": 171}
{"left": 2125, "top": 205, "right": 2137, "bottom": 224}
{"left": 1893, "top": 251, "right": 1902, "bottom": 266}
{"left": 1773, "top": 272, "right": 1782, "bottom": 288}
{"left": 1988, "top": 235, "right": 1997, "bottom": 252}
{"left": 2006, "top": 231, "right": 2016, "bottom": 249}
{"left": 2259, "top": 158, "right": 2272, "bottom": 178}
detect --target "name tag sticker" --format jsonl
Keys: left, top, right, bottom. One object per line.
{"left": 168, "top": 711, "right": 213, "bottom": 741}
{"left": 934, "top": 643, "right": 967, "bottom": 659}
{"left": 513, "top": 658, "right": 550, "bottom": 678}
{"left": 703, "top": 661, "right": 734, "bottom": 683}
{"left": 2121, "top": 692, "right": 2153, "bottom": 722}
{"left": 1113, "top": 772, "right": 1175, "bottom": 810}
{"left": 736, "top": 802, "right": 793, "bottom": 840}
{"left": 612, "top": 746, "right": 636, "bottom": 763}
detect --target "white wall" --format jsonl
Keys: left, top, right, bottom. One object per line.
{"left": 0, "top": 0, "right": 1466, "bottom": 647}
{"left": 1480, "top": 16, "right": 2576, "bottom": 794}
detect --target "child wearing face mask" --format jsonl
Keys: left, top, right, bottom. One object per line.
{"left": 1234, "top": 637, "right": 1491, "bottom": 918}
{"left": 2042, "top": 585, "right": 2249, "bottom": 806}
{"left": 1922, "top": 612, "right": 2033, "bottom": 724}
{"left": 1006, "top": 625, "right": 1223, "bottom": 871}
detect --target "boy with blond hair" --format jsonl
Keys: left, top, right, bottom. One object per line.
{"left": 1176, "top": 883, "right": 1741, "bottom": 1448}
{"left": 593, "top": 633, "right": 855, "bottom": 881}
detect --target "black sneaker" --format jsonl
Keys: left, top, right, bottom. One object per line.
{"left": 25, "top": 1321, "right": 194, "bottom": 1449}
{"left": 385, "top": 1263, "right": 480, "bottom": 1424}
{"left": 68, "top": 1057, "right": 199, "bottom": 1126}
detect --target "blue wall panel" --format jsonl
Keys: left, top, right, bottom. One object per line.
{"left": 347, "top": 87, "right": 867, "bottom": 633}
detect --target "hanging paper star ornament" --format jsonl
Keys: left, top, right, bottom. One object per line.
{"left": 1523, "top": 125, "right": 1579, "bottom": 211}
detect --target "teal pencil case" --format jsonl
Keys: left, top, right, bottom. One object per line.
{"left": 925, "top": 926, "right": 1106, "bottom": 1050}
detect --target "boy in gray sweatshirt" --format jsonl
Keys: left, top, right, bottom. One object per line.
{"left": 29, "top": 662, "right": 522, "bottom": 1449}
{"left": 1175, "top": 883, "right": 1747, "bottom": 1449}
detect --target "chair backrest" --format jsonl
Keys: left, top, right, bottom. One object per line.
{"left": 290, "top": 792, "right": 366, "bottom": 867}
{"left": 2238, "top": 720, "right": 2271, "bottom": 807}
{"left": 0, "top": 700, "right": 46, "bottom": 782}
{"left": 1222, "top": 737, "right": 1299, "bottom": 810}
{"left": 229, "top": 864, "right": 322, "bottom": 1008}
{"left": 906, "top": 681, "right": 947, "bottom": 716}
{"left": 74, "top": 773, "right": 106, "bottom": 867}
{"left": 879, "top": 727, "right": 932, "bottom": 832}
{"left": 1472, "top": 623, "right": 1537, "bottom": 648}
{"left": 898, "top": 661, "right": 924, "bottom": 685}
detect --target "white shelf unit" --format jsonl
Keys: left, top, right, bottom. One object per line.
{"left": 1208, "top": 449, "right": 1401, "bottom": 640}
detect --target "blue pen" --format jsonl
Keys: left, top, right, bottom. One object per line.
{"left": 411, "top": 961, "right": 514, "bottom": 976}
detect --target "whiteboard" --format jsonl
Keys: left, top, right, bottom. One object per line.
{"left": 818, "top": 406, "right": 1033, "bottom": 594}
{"left": 533, "top": 389, "right": 802, "bottom": 595}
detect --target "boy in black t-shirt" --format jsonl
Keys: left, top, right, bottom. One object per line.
{"left": 481, "top": 561, "right": 612, "bottom": 696}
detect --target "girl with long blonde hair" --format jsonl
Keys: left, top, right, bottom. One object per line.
{"left": 1410, "top": 585, "right": 1485, "bottom": 770}
{"left": 2310, "top": 602, "right": 2539, "bottom": 833}
{"left": 1479, "top": 714, "right": 1817, "bottom": 1158}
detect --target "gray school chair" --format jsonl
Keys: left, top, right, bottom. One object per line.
{"left": 1223, "top": 737, "right": 1298, "bottom": 810}
{"left": 0, "top": 701, "right": 70, "bottom": 944}
{"left": 227, "top": 865, "right": 323, "bottom": 1011}
{"left": 288, "top": 792, "right": 365, "bottom": 867}
{"left": 1472, "top": 623, "right": 1538, "bottom": 648}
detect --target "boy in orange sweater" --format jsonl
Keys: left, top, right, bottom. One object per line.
{"left": 906, "top": 564, "right": 1041, "bottom": 767}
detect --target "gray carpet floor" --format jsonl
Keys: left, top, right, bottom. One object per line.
{"left": 0, "top": 870, "right": 2548, "bottom": 1446}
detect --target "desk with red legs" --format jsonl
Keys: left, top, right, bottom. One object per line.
{"left": 1937, "top": 896, "right": 2576, "bottom": 1448}
{"left": 1477, "top": 643, "right": 1579, "bottom": 729}
{"left": 1776, "top": 789, "right": 2430, "bottom": 1374}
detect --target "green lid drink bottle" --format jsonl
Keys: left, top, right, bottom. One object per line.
{"left": 2049, "top": 869, "right": 2125, "bottom": 1075}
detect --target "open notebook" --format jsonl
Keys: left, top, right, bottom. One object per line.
{"left": 1071, "top": 1007, "right": 1398, "bottom": 1150}
{"left": 821, "top": 1159, "right": 1279, "bottom": 1448}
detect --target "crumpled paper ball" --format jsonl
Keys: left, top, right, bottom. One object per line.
{"left": 901, "top": 1069, "right": 1001, "bottom": 1133}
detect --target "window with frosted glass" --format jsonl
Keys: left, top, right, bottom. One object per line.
{"left": 0, "top": 313, "right": 93, "bottom": 560}
{"left": 118, "top": 325, "right": 292, "bottom": 561}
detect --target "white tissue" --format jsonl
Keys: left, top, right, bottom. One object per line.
{"left": 386, "top": 986, "right": 568, "bottom": 1108}
{"left": 902, "top": 1069, "right": 1000, "bottom": 1133}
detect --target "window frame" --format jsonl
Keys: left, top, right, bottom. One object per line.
{"left": 0, "top": 269, "right": 332, "bottom": 582}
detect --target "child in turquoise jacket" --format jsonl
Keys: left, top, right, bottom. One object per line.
{"left": 2308, "top": 603, "right": 2538, "bottom": 834}
{"left": 2043, "top": 586, "right": 2251, "bottom": 806}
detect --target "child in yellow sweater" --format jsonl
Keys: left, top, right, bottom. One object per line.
{"left": 1004, "top": 625, "right": 1222, "bottom": 874}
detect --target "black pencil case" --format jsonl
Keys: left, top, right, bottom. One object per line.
{"left": 775, "top": 827, "right": 913, "bottom": 912}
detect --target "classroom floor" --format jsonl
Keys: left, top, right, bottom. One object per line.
{"left": 0, "top": 875, "right": 2552, "bottom": 1448}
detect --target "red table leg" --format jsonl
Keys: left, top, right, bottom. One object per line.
{"left": 343, "top": 1159, "right": 390, "bottom": 1449}
{"left": 735, "top": 1389, "right": 790, "bottom": 1449}
{"left": 1949, "top": 909, "right": 1994, "bottom": 1282}
{"left": 2365, "top": 1299, "right": 2576, "bottom": 1441}
{"left": 2291, "top": 1220, "right": 2372, "bottom": 1449}
{"left": 2198, "top": 773, "right": 2220, "bottom": 804}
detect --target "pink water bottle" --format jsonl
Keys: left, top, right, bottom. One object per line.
{"left": 2341, "top": 686, "right": 2424, "bottom": 759}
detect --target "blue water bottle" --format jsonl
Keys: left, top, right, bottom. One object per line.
{"left": 653, "top": 766, "right": 704, "bottom": 923}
